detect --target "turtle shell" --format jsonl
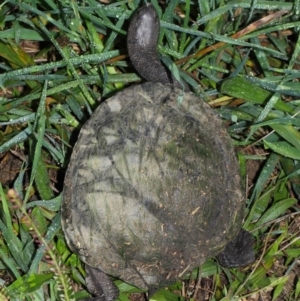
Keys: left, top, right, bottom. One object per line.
{"left": 62, "top": 82, "right": 244, "bottom": 290}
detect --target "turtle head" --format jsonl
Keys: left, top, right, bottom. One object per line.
{"left": 128, "top": 3, "right": 159, "bottom": 51}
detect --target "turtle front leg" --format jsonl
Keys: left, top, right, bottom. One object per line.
{"left": 84, "top": 265, "right": 119, "bottom": 301}
{"left": 217, "top": 229, "right": 255, "bottom": 268}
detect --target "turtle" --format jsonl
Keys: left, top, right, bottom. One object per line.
{"left": 61, "top": 3, "right": 255, "bottom": 301}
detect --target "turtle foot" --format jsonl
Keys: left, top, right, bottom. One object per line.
{"left": 85, "top": 265, "right": 119, "bottom": 301}
{"left": 217, "top": 229, "right": 255, "bottom": 268}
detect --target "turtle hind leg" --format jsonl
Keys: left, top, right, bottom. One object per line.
{"left": 217, "top": 229, "right": 255, "bottom": 268}
{"left": 84, "top": 265, "right": 119, "bottom": 301}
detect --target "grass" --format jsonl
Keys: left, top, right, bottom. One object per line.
{"left": 0, "top": 0, "right": 299, "bottom": 300}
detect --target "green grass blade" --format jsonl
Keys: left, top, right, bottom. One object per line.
{"left": 256, "top": 198, "right": 297, "bottom": 227}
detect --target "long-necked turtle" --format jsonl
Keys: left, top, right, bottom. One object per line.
{"left": 61, "top": 3, "right": 255, "bottom": 301}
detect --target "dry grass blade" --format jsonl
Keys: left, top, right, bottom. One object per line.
{"left": 175, "top": 9, "right": 290, "bottom": 65}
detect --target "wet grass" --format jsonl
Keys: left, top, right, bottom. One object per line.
{"left": 0, "top": 0, "right": 299, "bottom": 300}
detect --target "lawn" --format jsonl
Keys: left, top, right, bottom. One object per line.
{"left": 0, "top": 0, "right": 299, "bottom": 300}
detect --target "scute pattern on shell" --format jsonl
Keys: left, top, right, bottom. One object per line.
{"left": 62, "top": 82, "right": 244, "bottom": 290}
